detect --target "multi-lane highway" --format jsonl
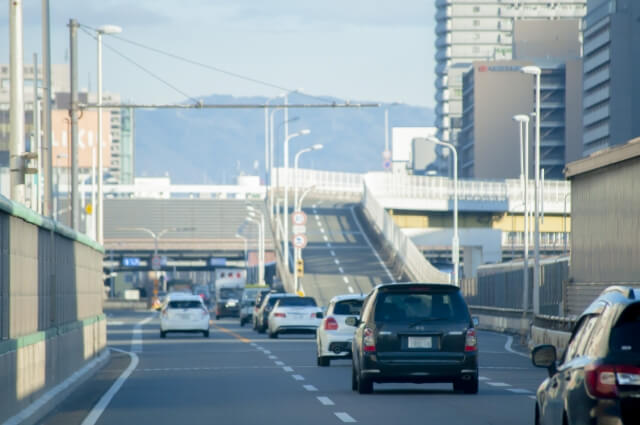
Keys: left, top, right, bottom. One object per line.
{"left": 299, "top": 202, "right": 397, "bottom": 307}
{"left": 39, "top": 311, "right": 545, "bottom": 425}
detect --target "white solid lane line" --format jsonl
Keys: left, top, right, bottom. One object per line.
{"left": 316, "top": 396, "right": 333, "bottom": 404}
{"left": 504, "top": 335, "right": 530, "bottom": 358}
{"left": 80, "top": 348, "right": 139, "bottom": 425}
{"left": 487, "top": 382, "right": 511, "bottom": 387}
{"left": 335, "top": 412, "right": 357, "bottom": 423}
{"left": 131, "top": 315, "right": 154, "bottom": 353}
{"left": 349, "top": 207, "right": 395, "bottom": 283}
{"left": 292, "top": 374, "right": 305, "bottom": 381}
{"left": 107, "top": 321, "right": 125, "bottom": 326}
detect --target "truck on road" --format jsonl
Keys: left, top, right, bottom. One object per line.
{"left": 214, "top": 268, "right": 246, "bottom": 319}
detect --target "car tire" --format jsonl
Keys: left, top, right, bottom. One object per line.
{"left": 160, "top": 331, "right": 166, "bottom": 339}
{"left": 351, "top": 366, "right": 358, "bottom": 391}
{"left": 357, "top": 372, "right": 373, "bottom": 394}
{"left": 268, "top": 330, "right": 278, "bottom": 339}
{"left": 454, "top": 377, "right": 478, "bottom": 394}
{"left": 215, "top": 315, "right": 220, "bottom": 320}
{"left": 203, "top": 330, "right": 210, "bottom": 338}
{"left": 240, "top": 318, "right": 245, "bottom": 327}
{"left": 317, "top": 356, "right": 330, "bottom": 367}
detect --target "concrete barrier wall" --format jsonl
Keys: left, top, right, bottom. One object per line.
{"left": 0, "top": 196, "right": 106, "bottom": 424}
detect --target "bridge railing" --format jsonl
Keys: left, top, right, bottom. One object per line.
{"left": 272, "top": 168, "right": 363, "bottom": 199}
{"left": 362, "top": 178, "right": 450, "bottom": 284}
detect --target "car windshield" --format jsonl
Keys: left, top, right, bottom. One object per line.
{"left": 168, "top": 300, "right": 202, "bottom": 309}
{"left": 374, "top": 291, "right": 469, "bottom": 323}
{"left": 219, "top": 288, "right": 241, "bottom": 299}
{"left": 334, "top": 299, "right": 363, "bottom": 315}
{"left": 610, "top": 303, "right": 640, "bottom": 353}
{"left": 277, "top": 297, "right": 317, "bottom": 307}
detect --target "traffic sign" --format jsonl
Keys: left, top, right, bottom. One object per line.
{"left": 383, "top": 150, "right": 391, "bottom": 160}
{"left": 292, "top": 224, "right": 306, "bottom": 235}
{"left": 292, "top": 211, "right": 307, "bottom": 225}
{"left": 383, "top": 159, "right": 392, "bottom": 169}
{"left": 151, "top": 255, "right": 162, "bottom": 271}
{"left": 292, "top": 234, "right": 308, "bottom": 249}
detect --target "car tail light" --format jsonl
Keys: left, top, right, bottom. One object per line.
{"left": 363, "top": 327, "right": 376, "bottom": 352}
{"left": 464, "top": 329, "right": 477, "bottom": 352}
{"left": 324, "top": 317, "right": 339, "bottom": 331}
{"left": 274, "top": 312, "right": 286, "bottom": 318}
{"left": 199, "top": 293, "right": 205, "bottom": 299}
{"left": 585, "top": 364, "right": 640, "bottom": 399}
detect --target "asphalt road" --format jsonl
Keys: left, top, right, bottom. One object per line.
{"left": 298, "top": 202, "right": 397, "bottom": 307}
{"left": 44, "top": 310, "right": 547, "bottom": 425}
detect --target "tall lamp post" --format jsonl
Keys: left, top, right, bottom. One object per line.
{"left": 283, "top": 129, "right": 311, "bottom": 269}
{"left": 426, "top": 137, "right": 459, "bottom": 286}
{"left": 513, "top": 114, "right": 530, "bottom": 318}
{"left": 521, "top": 65, "right": 541, "bottom": 316}
{"left": 235, "top": 233, "right": 248, "bottom": 267}
{"left": 96, "top": 24, "right": 122, "bottom": 245}
{"left": 294, "top": 144, "right": 323, "bottom": 210}
{"left": 246, "top": 212, "right": 265, "bottom": 285}
{"left": 264, "top": 94, "right": 284, "bottom": 210}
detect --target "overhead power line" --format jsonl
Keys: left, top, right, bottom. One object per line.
{"left": 78, "top": 23, "right": 334, "bottom": 104}
{"left": 79, "top": 102, "right": 380, "bottom": 110}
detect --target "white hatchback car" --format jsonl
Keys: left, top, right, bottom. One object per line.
{"left": 316, "top": 294, "right": 366, "bottom": 366}
{"left": 160, "top": 293, "right": 210, "bottom": 338}
{"left": 267, "top": 296, "right": 323, "bottom": 338}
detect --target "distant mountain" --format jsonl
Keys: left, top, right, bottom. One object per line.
{"left": 134, "top": 93, "right": 434, "bottom": 184}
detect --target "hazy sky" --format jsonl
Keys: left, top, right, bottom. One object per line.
{"left": 0, "top": 1, "right": 436, "bottom": 106}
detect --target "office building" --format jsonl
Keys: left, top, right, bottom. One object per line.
{"left": 459, "top": 20, "right": 583, "bottom": 179}
{"left": 435, "top": 0, "right": 587, "bottom": 148}
{"left": 582, "top": 0, "right": 640, "bottom": 155}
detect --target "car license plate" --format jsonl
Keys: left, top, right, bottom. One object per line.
{"left": 408, "top": 336, "right": 432, "bottom": 349}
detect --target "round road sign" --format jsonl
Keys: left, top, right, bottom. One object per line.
{"left": 383, "top": 159, "right": 392, "bottom": 169}
{"left": 292, "top": 234, "right": 308, "bottom": 249}
{"left": 151, "top": 255, "right": 162, "bottom": 271}
{"left": 292, "top": 211, "right": 307, "bottom": 225}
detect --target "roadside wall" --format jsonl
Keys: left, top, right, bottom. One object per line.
{"left": 0, "top": 196, "right": 106, "bottom": 424}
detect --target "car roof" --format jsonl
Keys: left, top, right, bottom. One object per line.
{"left": 374, "top": 282, "right": 460, "bottom": 292}
{"left": 167, "top": 293, "right": 202, "bottom": 301}
{"left": 266, "top": 293, "right": 297, "bottom": 299}
{"left": 329, "top": 294, "right": 367, "bottom": 303}
{"left": 582, "top": 285, "right": 640, "bottom": 317}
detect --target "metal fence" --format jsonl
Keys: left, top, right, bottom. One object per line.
{"left": 461, "top": 257, "right": 569, "bottom": 316}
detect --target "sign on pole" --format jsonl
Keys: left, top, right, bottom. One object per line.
{"left": 292, "top": 234, "right": 308, "bottom": 249}
{"left": 151, "top": 254, "right": 162, "bottom": 271}
{"left": 292, "top": 211, "right": 307, "bottom": 226}
{"left": 383, "top": 159, "right": 392, "bottom": 170}
{"left": 292, "top": 224, "right": 306, "bottom": 235}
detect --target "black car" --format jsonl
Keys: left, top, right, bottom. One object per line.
{"left": 532, "top": 286, "right": 640, "bottom": 425}
{"left": 348, "top": 283, "right": 478, "bottom": 394}
{"left": 255, "top": 293, "right": 296, "bottom": 333}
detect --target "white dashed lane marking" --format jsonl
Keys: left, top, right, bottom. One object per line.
{"left": 507, "top": 388, "right": 533, "bottom": 394}
{"left": 324, "top": 236, "right": 329, "bottom": 241}
{"left": 338, "top": 267, "right": 344, "bottom": 273}
{"left": 292, "top": 374, "right": 305, "bottom": 381}
{"left": 268, "top": 355, "right": 277, "bottom": 360}
{"left": 342, "top": 276, "right": 349, "bottom": 283}
{"left": 330, "top": 250, "right": 336, "bottom": 256}
{"left": 348, "top": 286, "right": 354, "bottom": 293}
{"left": 334, "top": 259, "right": 340, "bottom": 265}
{"left": 478, "top": 376, "right": 490, "bottom": 381}
{"left": 283, "top": 366, "right": 294, "bottom": 372}
{"left": 275, "top": 361, "right": 285, "bottom": 366}
{"left": 335, "top": 412, "right": 357, "bottom": 423}
{"left": 487, "top": 382, "right": 511, "bottom": 387}
{"left": 316, "top": 396, "right": 333, "bottom": 404}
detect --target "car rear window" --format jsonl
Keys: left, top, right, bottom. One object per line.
{"left": 374, "top": 291, "right": 469, "bottom": 323}
{"left": 610, "top": 303, "right": 640, "bottom": 353}
{"left": 334, "top": 300, "right": 363, "bottom": 315}
{"left": 219, "top": 288, "right": 242, "bottom": 299}
{"left": 168, "top": 300, "right": 203, "bottom": 309}
{"left": 277, "top": 297, "right": 317, "bottom": 307}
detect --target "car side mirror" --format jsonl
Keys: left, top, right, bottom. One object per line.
{"left": 345, "top": 316, "right": 360, "bottom": 327}
{"left": 472, "top": 316, "right": 479, "bottom": 327}
{"left": 532, "top": 344, "right": 557, "bottom": 376}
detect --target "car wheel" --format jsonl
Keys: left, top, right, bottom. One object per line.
{"left": 268, "top": 329, "right": 278, "bottom": 339}
{"left": 357, "top": 371, "right": 373, "bottom": 394}
{"left": 160, "top": 331, "right": 166, "bottom": 339}
{"left": 317, "top": 356, "right": 330, "bottom": 367}
{"left": 203, "top": 330, "right": 210, "bottom": 338}
{"left": 240, "top": 318, "right": 245, "bottom": 327}
{"left": 456, "top": 377, "right": 478, "bottom": 394}
{"left": 258, "top": 325, "right": 266, "bottom": 334}
{"left": 351, "top": 366, "right": 358, "bottom": 391}
{"left": 215, "top": 315, "right": 220, "bottom": 320}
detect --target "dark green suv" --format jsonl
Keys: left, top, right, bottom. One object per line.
{"left": 348, "top": 283, "right": 478, "bottom": 394}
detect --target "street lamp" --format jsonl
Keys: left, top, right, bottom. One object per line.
{"left": 246, "top": 212, "right": 265, "bottom": 285}
{"left": 235, "top": 232, "right": 248, "bottom": 267}
{"left": 521, "top": 65, "right": 541, "bottom": 316}
{"left": 294, "top": 144, "right": 323, "bottom": 211}
{"left": 96, "top": 24, "right": 122, "bottom": 246}
{"left": 265, "top": 94, "right": 285, "bottom": 209}
{"left": 283, "top": 129, "right": 311, "bottom": 269}
{"left": 426, "top": 136, "right": 459, "bottom": 286}
{"left": 513, "top": 114, "right": 530, "bottom": 318}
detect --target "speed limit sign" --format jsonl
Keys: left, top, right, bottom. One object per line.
{"left": 292, "top": 234, "right": 308, "bottom": 249}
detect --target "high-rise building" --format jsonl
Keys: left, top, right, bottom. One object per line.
{"left": 459, "top": 20, "right": 584, "bottom": 179}
{"left": 435, "top": 0, "right": 587, "bottom": 148}
{"left": 582, "top": 0, "right": 640, "bottom": 155}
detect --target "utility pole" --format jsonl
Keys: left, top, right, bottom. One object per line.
{"left": 33, "top": 53, "right": 41, "bottom": 213}
{"left": 41, "top": 0, "right": 53, "bottom": 217}
{"left": 9, "top": 0, "right": 26, "bottom": 204}
{"left": 69, "top": 19, "right": 80, "bottom": 230}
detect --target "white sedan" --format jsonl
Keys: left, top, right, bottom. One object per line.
{"left": 316, "top": 294, "right": 366, "bottom": 366}
{"left": 160, "top": 293, "right": 210, "bottom": 338}
{"left": 267, "top": 296, "right": 323, "bottom": 338}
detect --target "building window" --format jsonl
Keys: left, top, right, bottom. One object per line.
{"left": 473, "top": 6, "right": 480, "bottom": 13}
{"left": 473, "top": 19, "right": 480, "bottom": 27}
